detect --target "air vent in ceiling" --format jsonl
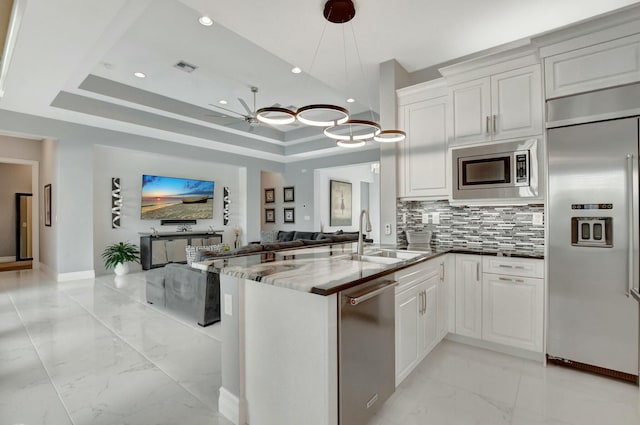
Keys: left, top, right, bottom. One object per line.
{"left": 174, "top": 61, "right": 198, "bottom": 73}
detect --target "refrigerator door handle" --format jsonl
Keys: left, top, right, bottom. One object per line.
{"left": 626, "top": 154, "right": 639, "bottom": 298}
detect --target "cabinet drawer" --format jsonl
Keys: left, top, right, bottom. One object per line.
{"left": 395, "top": 259, "right": 440, "bottom": 292}
{"left": 482, "top": 256, "right": 543, "bottom": 278}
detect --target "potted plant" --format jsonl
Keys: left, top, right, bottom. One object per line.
{"left": 102, "top": 241, "right": 140, "bottom": 276}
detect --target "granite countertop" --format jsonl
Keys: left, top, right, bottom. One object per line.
{"left": 191, "top": 242, "right": 544, "bottom": 296}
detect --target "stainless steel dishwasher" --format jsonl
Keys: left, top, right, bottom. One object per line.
{"left": 339, "top": 277, "right": 396, "bottom": 425}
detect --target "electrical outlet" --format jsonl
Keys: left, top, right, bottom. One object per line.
{"left": 421, "top": 212, "right": 429, "bottom": 224}
{"left": 432, "top": 212, "right": 440, "bottom": 225}
{"left": 384, "top": 224, "right": 392, "bottom": 235}
{"left": 304, "top": 215, "right": 310, "bottom": 221}
{"left": 532, "top": 212, "right": 543, "bottom": 226}
{"left": 402, "top": 212, "right": 407, "bottom": 224}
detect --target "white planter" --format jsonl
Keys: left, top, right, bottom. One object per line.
{"left": 114, "top": 263, "right": 129, "bottom": 276}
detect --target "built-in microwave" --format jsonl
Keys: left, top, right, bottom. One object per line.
{"left": 451, "top": 139, "right": 539, "bottom": 201}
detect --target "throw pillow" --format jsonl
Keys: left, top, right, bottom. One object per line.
{"left": 260, "top": 230, "right": 279, "bottom": 243}
{"left": 277, "top": 231, "right": 296, "bottom": 242}
{"left": 185, "top": 244, "right": 225, "bottom": 265}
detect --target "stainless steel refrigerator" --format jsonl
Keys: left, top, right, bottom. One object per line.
{"left": 548, "top": 114, "right": 640, "bottom": 383}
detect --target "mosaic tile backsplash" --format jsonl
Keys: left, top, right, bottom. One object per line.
{"left": 397, "top": 200, "right": 544, "bottom": 253}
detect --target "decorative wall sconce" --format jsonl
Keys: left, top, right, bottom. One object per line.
{"left": 111, "top": 177, "right": 122, "bottom": 229}
{"left": 223, "top": 186, "right": 230, "bottom": 225}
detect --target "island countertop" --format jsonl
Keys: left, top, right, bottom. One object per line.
{"left": 191, "top": 242, "right": 543, "bottom": 296}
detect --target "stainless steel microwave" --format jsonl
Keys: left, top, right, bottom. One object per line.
{"left": 451, "top": 139, "right": 539, "bottom": 201}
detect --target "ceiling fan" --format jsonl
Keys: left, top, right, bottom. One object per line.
{"left": 207, "top": 86, "right": 261, "bottom": 130}
{"left": 207, "top": 86, "right": 297, "bottom": 131}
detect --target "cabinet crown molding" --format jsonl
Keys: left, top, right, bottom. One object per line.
{"left": 533, "top": 3, "right": 640, "bottom": 58}
{"left": 439, "top": 44, "right": 539, "bottom": 85}
{"left": 397, "top": 78, "right": 447, "bottom": 105}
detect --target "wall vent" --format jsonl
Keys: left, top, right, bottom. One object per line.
{"left": 174, "top": 61, "right": 198, "bottom": 73}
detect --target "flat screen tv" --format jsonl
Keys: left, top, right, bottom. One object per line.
{"left": 140, "top": 174, "right": 214, "bottom": 220}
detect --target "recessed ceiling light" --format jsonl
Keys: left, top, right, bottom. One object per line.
{"left": 291, "top": 67, "right": 302, "bottom": 74}
{"left": 198, "top": 16, "right": 214, "bottom": 26}
{"left": 346, "top": 98, "right": 355, "bottom": 103}
{"left": 133, "top": 72, "right": 146, "bottom": 78}
{"left": 219, "top": 100, "right": 227, "bottom": 105}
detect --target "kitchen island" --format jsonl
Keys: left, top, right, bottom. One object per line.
{"left": 191, "top": 242, "right": 543, "bottom": 425}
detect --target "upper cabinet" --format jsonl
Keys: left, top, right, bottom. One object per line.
{"left": 397, "top": 79, "right": 450, "bottom": 199}
{"left": 544, "top": 34, "right": 640, "bottom": 99}
{"left": 449, "top": 64, "right": 543, "bottom": 145}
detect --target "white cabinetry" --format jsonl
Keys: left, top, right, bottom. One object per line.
{"left": 454, "top": 254, "right": 483, "bottom": 339}
{"left": 481, "top": 256, "right": 544, "bottom": 352}
{"left": 452, "top": 254, "right": 545, "bottom": 354}
{"left": 437, "top": 259, "right": 449, "bottom": 340}
{"left": 395, "top": 255, "right": 449, "bottom": 386}
{"left": 397, "top": 79, "right": 450, "bottom": 199}
{"left": 449, "top": 64, "right": 542, "bottom": 145}
{"left": 544, "top": 34, "right": 640, "bottom": 99}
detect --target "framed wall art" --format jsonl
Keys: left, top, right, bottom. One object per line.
{"left": 284, "top": 207, "right": 295, "bottom": 223}
{"left": 265, "top": 208, "right": 275, "bottom": 223}
{"left": 44, "top": 183, "right": 52, "bottom": 227}
{"left": 283, "top": 186, "right": 295, "bottom": 202}
{"left": 330, "top": 180, "right": 352, "bottom": 226}
{"left": 264, "top": 188, "right": 275, "bottom": 204}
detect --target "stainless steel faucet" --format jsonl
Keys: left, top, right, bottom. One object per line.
{"left": 358, "top": 209, "right": 372, "bottom": 255}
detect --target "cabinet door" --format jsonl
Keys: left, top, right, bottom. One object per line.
{"left": 400, "top": 96, "right": 449, "bottom": 198}
{"left": 150, "top": 240, "right": 168, "bottom": 266}
{"left": 545, "top": 34, "right": 640, "bottom": 99}
{"left": 437, "top": 259, "right": 449, "bottom": 340}
{"left": 166, "top": 239, "right": 188, "bottom": 263}
{"left": 421, "top": 279, "right": 439, "bottom": 356}
{"left": 395, "top": 285, "right": 421, "bottom": 386}
{"left": 455, "top": 254, "right": 482, "bottom": 339}
{"left": 450, "top": 78, "right": 491, "bottom": 145}
{"left": 491, "top": 65, "right": 542, "bottom": 141}
{"left": 482, "top": 273, "right": 544, "bottom": 352}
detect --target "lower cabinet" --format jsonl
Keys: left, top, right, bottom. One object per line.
{"left": 395, "top": 256, "right": 449, "bottom": 386}
{"left": 482, "top": 272, "right": 544, "bottom": 352}
{"left": 453, "top": 254, "right": 545, "bottom": 354}
{"left": 454, "top": 254, "right": 483, "bottom": 339}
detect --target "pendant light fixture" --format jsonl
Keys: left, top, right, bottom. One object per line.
{"left": 257, "top": 0, "right": 405, "bottom": 146}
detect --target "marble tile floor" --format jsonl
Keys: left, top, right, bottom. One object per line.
{"left": 370, "top": 340, "right": 640, "bottom": 425}
{"left": 0, "top": 269, "right": 230, "bottom": 425}
{"left": 2, "top": 269, "right": 640, "bottom": 425}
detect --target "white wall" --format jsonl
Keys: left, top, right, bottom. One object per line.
{"left": 314, "top": 162, "right": 381, "bottom": 242}
{"left": 0, "top": 163, "right": 31, "bottom": 257}
{"left": 39, "top": 138, "right": 57, "bottom": 271}
{"left": 92, "top": 145, "right": 247, "bottom": 275}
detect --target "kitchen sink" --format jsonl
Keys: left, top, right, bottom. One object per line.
{"left": 370, "top": 250, "right": 423, "bottom": 260}
{"left": 349, "top": 250, "right": 422, "bottom": 265}
{"left": 349, "top": 254, "right": 404, "bottom": 265}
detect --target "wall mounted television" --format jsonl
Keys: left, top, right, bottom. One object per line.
{"left": 140, "top": 174, "right": 214, "bottom": 220}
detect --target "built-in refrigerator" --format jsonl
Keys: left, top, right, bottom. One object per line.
{"left": 548, "top": 102, "right": 640, "bottom": 383}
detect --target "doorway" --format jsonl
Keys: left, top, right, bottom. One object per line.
{"left": 0, "top": 159, "right": 39, "bottom": 271}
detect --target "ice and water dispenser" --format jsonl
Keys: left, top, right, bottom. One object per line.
{"left": 570, "top": 204, "right": 613, "bottom": 248}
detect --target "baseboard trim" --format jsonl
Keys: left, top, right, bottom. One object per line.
{"left": 38, "top": 262, "right": 55, "bottom": 278}
{"left": 218, "top": 386, "right": 240, "bottom": 425}
{"left": 57, "top": 270, "right": 95, "bottom": 282}
{"left": 0, "top": 256, "right": 16, "bottom": 263}
{"left": 445, "top": 333, "right": 545, "bottom": 362}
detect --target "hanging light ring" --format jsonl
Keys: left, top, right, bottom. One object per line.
{"left": 256, "top": 107, "right": 296, "bottom": 125}
{"left": 296, "top": 104, "right": 350, "bottom": 127}
{"left": 324, "top": 119, "right": 381, "bottom": 141}
{"left": 373, "top": 129, "right": 407, "bottom": 143}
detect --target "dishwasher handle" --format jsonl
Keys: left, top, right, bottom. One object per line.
{"left": 346, "top": 280, "right": 398, "bottom": 306}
